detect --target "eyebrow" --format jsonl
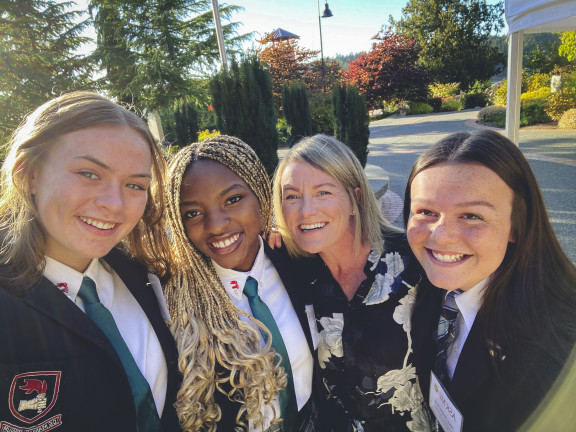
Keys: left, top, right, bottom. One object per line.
{"left": 282, "top": 182, "right": 337, "bottom": 191}
{"left": 411, "top": 198, "right": 496, "bottom": 210}
{"left": 74, "top": 155, "right": 151, "bottom": 179}
{"left": 180, "top": 183, "right": 247, "bottom": 207}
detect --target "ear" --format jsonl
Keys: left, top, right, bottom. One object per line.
{"left": 354, "top": 187, "right": 361, "bottom": 202}
{"left": 508, "top": 230, "right": 516, "bottom": 244}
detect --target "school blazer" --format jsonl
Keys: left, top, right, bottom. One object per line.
{"left": 411, "top": 283, "right": 565, "bottom": 432}
{"left": 214, "top": 242, "right": 317, "bottom": 430}
{"left": 0, "top": 248, "right": 181, "bottom": 432}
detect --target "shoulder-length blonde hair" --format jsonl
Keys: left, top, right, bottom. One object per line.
{"left": 272, "top": 134, "right": 398, "bottom": 258}
{"left": 163, "top": 135, "right": 284, "bottom": 432}
{"left": 0, "top": 91, "right": 170, "bottom": 294}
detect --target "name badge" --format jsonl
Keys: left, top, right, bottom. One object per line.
{"left": 429, "top": 371, "right": 463, "bottom": 432}
{"left": 305, "top": 304, "right": 320, "bottom": 349}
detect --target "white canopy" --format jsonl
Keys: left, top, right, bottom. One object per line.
{"left": 504, "top": 0, "right": 576, "bottom": 143}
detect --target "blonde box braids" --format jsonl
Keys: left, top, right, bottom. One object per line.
{"left": 164, "top": 135, "right": 285, "bottom": 431}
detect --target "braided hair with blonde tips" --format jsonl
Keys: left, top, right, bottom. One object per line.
{"left": 164, "top": 135, "right": 285, "bottom": 432}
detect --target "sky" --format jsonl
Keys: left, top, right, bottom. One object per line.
{"left": 66, "top": 0, "right": 505, "bottom": 59}
{"left": 235, "top": 0, "right": 412, "bottom": 57}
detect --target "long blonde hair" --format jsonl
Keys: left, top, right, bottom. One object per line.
{"left": 0, "top": 91, "right": 171, "bottom": 294}
{"left": 164, "top": 135, "right": 284, "bottom": 431}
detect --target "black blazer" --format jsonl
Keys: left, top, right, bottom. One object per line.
{"left": 0, "top": 248, "right": 181, "bottom": 432}
{"left": 411, "top": 283, "right": 566, "bottom": 432}
{"left": 214, "top": 242, "right": 317, "bottom": 431}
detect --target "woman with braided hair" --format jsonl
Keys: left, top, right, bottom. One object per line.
{"left": 164, "top": 135, "right": 316, "bottom": 431}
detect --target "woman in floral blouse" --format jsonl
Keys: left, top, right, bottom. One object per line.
{"left": 272, "top": 135, "right": 433, "bottom": 432}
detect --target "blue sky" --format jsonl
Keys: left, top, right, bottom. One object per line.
{"left": 66, "top": 0, "right": 505, "bottom": 58}
{"left": 236, "top": 0, "right": 412, "bottom": 57}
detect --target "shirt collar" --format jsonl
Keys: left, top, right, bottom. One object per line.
{"left": 213, "top": 236, "right": 265, "bottom": 301}
{"left": 454, "top": 277, "right": 488, "bottom": 331}
{"left": 43, "top": 257, "right": 102, "bottom": 301}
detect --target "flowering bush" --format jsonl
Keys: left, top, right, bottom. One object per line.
{"left": 197, "top": 129, "right": 220, "bottom": 141}
{"left": 428, "top": 82, "right": 460, "bottom": 98}
{"left": 545, "top": 88, "right": 576, "bottom": 121}
{"left": 559, "top": 109, "right": 576, "bottom": 129}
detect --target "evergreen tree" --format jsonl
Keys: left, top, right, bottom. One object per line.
{"left": 0, "top": 0, "right": 93, "bottom": 148}
{"left": 282, "top": 81, "right": 312, "bottom": 146}
{"left": 392, "top": 0, "right": 505, "bottom": 89}
{"left": 90, "top": 0, "right": 249, "bottom": 112}
{"left": 211, "top": 59, "right": 279, "bottom": 175}
{"left": 173, "top": 100, "right": 199, "bottom": 147}
{"left": 333, "top": 83, "right": 369, "bottom": 167}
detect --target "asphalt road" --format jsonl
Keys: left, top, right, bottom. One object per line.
{"left": 364, "top": 109, "right": 576, "bottom": 263}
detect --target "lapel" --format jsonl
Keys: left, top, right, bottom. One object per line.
{"left": 22, "top": 272, "right": 122, "bottom": 366}
{"left": 103, "top": 248, "right": 180, "bottom": 412}
{"left": 448, "top": 317, "right": 491, "bottom": 405}
{"left": 263, "top": 242, "right": 315, "bottom": 351}
{"left": 411, "top": 282, "right": 444, "bottom": 400}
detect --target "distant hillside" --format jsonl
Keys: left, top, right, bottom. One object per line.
{"left": 328, "top": 52, "right": 364, "bottom": 70}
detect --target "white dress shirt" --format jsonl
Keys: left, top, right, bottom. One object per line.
{"left": 446, "top": 278, "right": 488, "bottom": 379}
{"left": 213, "top": 237, "right": 313, "bottom": 431}
{"left": 43, "top": 256, "right": 168, "bottom": 415}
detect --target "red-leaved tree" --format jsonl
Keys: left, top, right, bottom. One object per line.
{"left": 343, "top": 28, "right": 429, "bottom": 109}
{"left": 258, "top": 39, "right": 340, "bottom": 111}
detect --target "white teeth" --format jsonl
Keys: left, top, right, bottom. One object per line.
{"left": 212, "top": 233, "right": 240, "bottom": 249}
{"left": 300, "top": 222, "right": 326, "bottom": 231}
{"left": 432, "top": 251, "right": 465, "bottom": 262}
{"left": 80, "top": 216, "right": 116, "bottom": 230}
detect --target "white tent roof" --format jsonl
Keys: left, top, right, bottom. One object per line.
{"left": 504, "top": 0, "right": 576, "bottom": 144}
{"left": 505, "top": 0, "right": 576, "bottom": 33}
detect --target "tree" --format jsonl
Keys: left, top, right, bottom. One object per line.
{"left": 0, "top": 0, "right": 93, "bottom": 148}
{"left": 343, "top": 29, "right": 429, "bottom": 109}
{"left": 333, "top": 83, "right": 370, "bottom": 168}
{"left": 210, "top": 59, "right": 279, "bottom": 175}
{"left": 258, "top": 39, "right": 340, "bottom": 111}
{"left": 392, "top": 0, "right": 505, "bottom": 89}
{"left": 90, "top": 0, "right": 249, "bottom": 112}
{"left": 282, "top": 81, "right": 312, "bottom": 146}
{"left": 559, "top": 31, "right": 576, "bottom": 62}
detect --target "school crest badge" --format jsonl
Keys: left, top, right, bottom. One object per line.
{"left": 7, "top": 372, "right": 61, "bottom": 424}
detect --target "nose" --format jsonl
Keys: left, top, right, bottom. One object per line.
{"left": 204, "top": 209, "right": 230, "bottom": 234}
{"left": 299, "top": 195, "right": 317, "bottom": 217}
{"left": 95, "top": 183, "right": 124, "bottom": 213}
{"left": 430, "top": 216, "right": 459, "bottom": 245}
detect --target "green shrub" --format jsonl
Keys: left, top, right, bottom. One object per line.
{"left": 521, "top": 87, "right": 551, "bottom": 102}
{"left": 558, "top": 108, "right": 576, "bottom": 129}
{"left": 440, "top": 99, "right": 462, "bottom": 112}
{"left": 492, "top": 80, "right": 508, "bottom": 106}
{"left": 309, "top": 92, "right": 335, "bottom": 134}
{"left": 544, "top": 88, "right": 576, "bottom": 121}
{"left": 477, "top": 106, "right": 506, "bottom": 127}
{"left": 520, "top": 101, "right": 551, "bottom": 126}
{"left": 276, "top": 118, "right": 289, "bottom": 145}
{"left": 429, "top": 82, "right": 460, "bottom": 98}
{"left": 463, "top": 93, "right": 488, "bottom": 109}
{"left": 525, "top": 73, "right": 550, "bottom": 92}
{"left": 408, "top": 101, "right": 433, "bottom": 115}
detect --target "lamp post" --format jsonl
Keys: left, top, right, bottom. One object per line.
{"left": 317, "top": 0, "right": 333, "bottom": 76}
{"left": 211, "top": 0, "right": 229, "bottom": 74}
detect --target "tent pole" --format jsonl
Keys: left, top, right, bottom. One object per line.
{"left": 505, "top": 30, "right": 523, "bottom": 146}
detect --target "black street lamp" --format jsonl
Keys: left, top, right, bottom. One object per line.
{"left": 317, "top": 0, "right": 333, "bottom": 76}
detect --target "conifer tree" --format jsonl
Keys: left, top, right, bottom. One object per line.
{"left": 282, "top": 81, "right": 312, "bottom": 146}
{"left": 211, "top": 59, "right": 279, "bottom": 175}
{"left": 0, "top": 0, "right": 93, "bottom": 148}
{"left": 333, "top": 83, "right": 369, "bottom": 167}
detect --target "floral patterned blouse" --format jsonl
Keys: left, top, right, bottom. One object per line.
{"left": 307, "top": 234, "right": 432, "bottom": 432}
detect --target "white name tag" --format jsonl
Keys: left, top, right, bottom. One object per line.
{"left": 305, "top": 304, "right": 320, "bottom": 349}
{"left": 429, "top": 371, "right": 463, "bottom": 432}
